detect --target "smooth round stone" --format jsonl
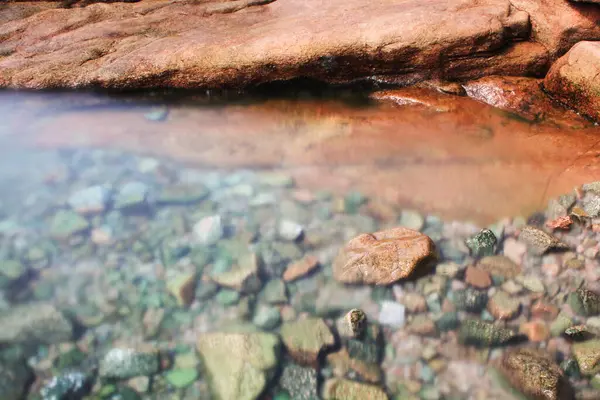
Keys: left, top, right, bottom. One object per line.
{"left": 399, "top": 210, "right": 425, "bottom": 231}
{"left": 487, "top": 291, "right": 520, "bottom": 320}
{"left": 165, "top": 368, "right": 198, "bottom": 388}
{"left": 193, "top": 215, "right": 223, "bottom": 246}
{"left": 252, "top": 305, "right": 281, "bottom": 330}
{"left": 378, "top": 301, "right": 406, "bottom": 328}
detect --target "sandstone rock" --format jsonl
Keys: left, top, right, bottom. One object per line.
{"left": 544, "top": 41, "right": 600, "bottom": 122}
{"left": 283, "top": 255, "right": 319, "bottom": 282}
{"left": 323, "top": 378, "right": 388, "bottom": 400}
{"left": 280, "top": 318, "right": 335, "bottom": 367}
{"left": 519, "top": 226, "right": 568, "bottom": 255}
{"left": 498, "top": 347, "right": 573, "bottom": 400}
{"left": 487, "top": 291, "right": 520, "bottom": 320}
{"left": 0, "top": 303, "right": 72, "bottom": 344}
{"left": 333, "top": 227, "right": 435, "bottom": 285}
{"left": 197, "top": 332, "right": 280, "bottom": 400}
{"left": 0, "top": 0, "right": 545, "bottom": 89}
{"left": 464, "top": 266, "right": 492, "bottom": 289}
{"left": 510, "top": 0, "right": 600, "bottom": 58}
{"left": 326, "top": 348, "right": 383, "bottom": 383}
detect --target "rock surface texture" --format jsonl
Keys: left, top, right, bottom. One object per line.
{"left": 333, "top": 227, "right": 435, "bottom": 285}
{"left": 0, "top": 0, "right": 598, "bottom": 89}
{"left": 544, "top": 41, "right": 600, "bottom": 122}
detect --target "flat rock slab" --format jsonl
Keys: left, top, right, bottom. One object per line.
{"left": 333, "top": 227, "right": 435, "bottom": 285}
{"left": 0, "top": 0, "right": 538, "bottom": 89}
{"left": 544, "top": 41, "right": 600, "bottom": 122}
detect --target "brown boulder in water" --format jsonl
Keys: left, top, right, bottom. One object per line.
{"left": 333, "top": 227, "right": 435, "bottom": 285}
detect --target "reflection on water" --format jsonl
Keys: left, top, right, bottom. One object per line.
{"left": 0, "top": 91, "right": 598, "bottom": 399}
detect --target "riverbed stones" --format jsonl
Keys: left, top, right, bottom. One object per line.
{"left": 99, "top": 348, "right": 160, "bottom": 379}
{"left": 465, "top": 229, "right": 497, "bottom": 258}
{"left": 193, "top": 215, "right": 223, "bottom": 246}
{"left": 322, "top": 378, "right": 388, "bottom": 400}
{"left": 156, "top": 184, "right": 208, "bottom": 205}
{"left": 166, "top": 271, "right": 197, "bottom": 307}
{"left": 114, "top": 181, "right": 150, "bottom": 210}
{"left": 498, "top": 347, "right": 572, "bottom": 400}
{"left": 197, "top": 331, "right": 280, "bottom": 400}
{"left": 519, "top": 226, "right": 568, "bottom": 255}
{"left": 0, "top": 303, "right": 72, "bottom": 344}
{"left": 379, "top": 301, "right": 406, "bottom": 328}
{"left": 573, "top": 340, "right": 600, "bottom": 376}
{"left": 68, "top": 185, "right": 111, "bottom": 214}
{"left": 211, "top": 253, "right": 263, "bottom": 293}
{"left": 488, "top": 291, "right": 520, "bottom": 320}
{"left": 0, "top": 357, "right": 32, "bottom": 400}
{"left": 458, "top": 320, "right": 519, "bottom": 347}
{"left": 280, "top": 363, "right": 318, "bottom": 400}
{"left": 283, "top": 255, "right": 319, "bottom": 282}
{"left": 478, "top": 256, "right": 521, "bottom": 279}
{"left": 452, "top": 288, "right": 488, "bottom": 313}
{"left": 464, "top": 266, "right": 492, "bottom": 289}
{"left": 333, "top": 227, "right": 435, "bottom": 285}
{"left": 49, "top": 210, "right": 90, "bottom": 240}
{"left": 574, "top": 288, "right": 600, "bottom": 317}
{"left": 280, "top": 318, "right": 335, "bottom": 367}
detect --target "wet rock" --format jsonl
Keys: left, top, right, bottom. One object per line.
{"left": 280, "top": 363, "right": 318, "bottom": 400}
{"left": 68, "top": 185, "right": 111, "bottom": 214}
{"left": 478, "top": 256, "right": 521, "bottom": 279}
{"left": 520, "top": 320, "right": 550, "bottom": 342}
{"left": 452, "top": 288, "right": 488, "bottom": 313}
{"left": 458, "top": 320, "right": 520, "bottom": 347}
{"left": 49, "top": 210, "right": 90, "bottom": 240}
{"left": 278, "top": 220, "right": 304, "bottom": 241}
{"left": 519, "top": 226, "right": 568, "bottom": 255}
{"left": 0, "top": 303, "right": 72, "bottom": 344}
{"left": 315, "top": 283, "right": 372, "bottom": 316}
{"left": 322, "top": 378, "right": 388, "bottom": 400}
{"left": 465, "top": 229, "right": 497, "bottom": 258}
{"left": 582, "top": 192, "right": 600, "bottom": 217}
{"left": 260, "top": 279, "right": 288, "bottom": 304}
{"left": 0, "top": 259, "right": 27, "bottom": 286}
{"left": 114, "top": 181, "right": 150, "bottom": 210}
{"left": 337, "top": 309, "right": 367, "bottom": 338}
{"left": 544, "top": 41, "right": 600, "bottom": 122}
{"left": 144, "top": 106, "right": 169, "bottom": 121}
{"left": 193, "top": 215, "right": 223, "bottom": 246}
{"left": 216, "top": 289, "right": 240, "bottom": 306}
{"left": 0, "top": 356, "right": 32, "bottom": 400}
{"left": 197, "top": 332, "right": 280, "bottom": 400}
{"left": 573, "top": 288, "right": 600, "bottom": 317}
{"left": 435, "top": 312, "right": 459, "bottom": 332}
{"left": 378, "top": 301, "right": 406, "bottom": 328}
{"left": 165, "top": 368, "right": 198, "bottom": 388}
{"left": 40, "top": 371, "right": 92, "bottom": 400}
{"left": 464, "top": 266, "right": 492, "bottom": 289}
{"left": 283, "top": 255, "right": 319, "bottom": 282}
{"left": 333, "top": 227, "right": 435, "bottom": 285}
{"left": 498, "top": 347, "right": 572, "bottom": 400}
{"left": 252, "top": 304, "right": 281, "bottom": 330}
{"left": 156, "top": 184, "right": 208, "bottom": 205}
{"left": 166, "top": 271, "right": 197, "bottom": 307}
{"left": 399, "top": 210, "right": 425, "bottom": 231}
{"left": 487, "top": 291, "right": 520, "bottom": 320}
{"left": 573, "top": 340, "right": 600, "bottom": 376}
{"left": 280, "top": 318, "right": 335, "bottom": 367}
{"left": 99, "top": 348, "right": 160, "bottom": 380}
{"left": 326, "top": 348, "right": 382, "bottom": 383}
{"left": 211, "top": 252, "right": 263, "bottom": 293}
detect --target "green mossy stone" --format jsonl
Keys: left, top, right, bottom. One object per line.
{"left": 165, "top": 368, "right": 199, "bottom": 388}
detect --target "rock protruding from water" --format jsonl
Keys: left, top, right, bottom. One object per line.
{"left": 197, "top": 332, "right": 280, "bottom": 400}
{"left": 280, "top": 318, "right": 335, "bottom": 367}
{"left": 544, "top": 41, "right": 600, "bottom": 122}
{"left": 99, "top": 347, "right": 160, "bottom": 379}
{"left": 333, "top": 227, "right": 435, "bottom": 285}
{"left": 0, "top": 303, "right": 72, "bottom": 344}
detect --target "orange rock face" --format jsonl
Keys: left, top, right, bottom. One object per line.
{"left": 332, "top": 227, "right": 435, "bottom": 285}
{"left": 283, "top": 255, "right": 319, "bottom": 282}
{"left": 544, "top": 41, "right": 600, "bottom": 122}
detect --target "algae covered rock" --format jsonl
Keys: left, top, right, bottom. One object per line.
{"left": 99, "top": 348, "right": 160, "bottom": 379}
{"left": 333, "top": 227, "right": 435, "bottom": 285}
{"left": 458, "top": 319, "right": 520, "bottom": 347}
{"left": 280, "top": 318, "right": 335, "bottom": 367}
{"left": 0, "top": 303, "right": 72, "bottom": 344}
{"left": 573, "top": 339, "right": 600, "bottom": 376}
{"left": 197, "top": 331, "right": 280, "bottom": 400}
{"left": 498, "top": 347, "right": 573, "bottom": 400}
{"left": 465, "top": 229, "right": 497, "bottom": 258}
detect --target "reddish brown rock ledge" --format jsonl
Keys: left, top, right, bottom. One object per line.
{"left": 544, "top": 41, "right": 600, "bottom": 122}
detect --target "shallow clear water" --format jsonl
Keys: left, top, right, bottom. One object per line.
{"left": 0, "top": 90, "right": 599, "bottom": 400}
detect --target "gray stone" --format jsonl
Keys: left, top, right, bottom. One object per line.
{"left": 68, "top": 185, "right": 111, "bottom": 214}
{"left": 465, "top": 229, "right": 497, "bottom": 258}
{"left": 260, "top": 279, "right": 288, "bottom": 304}
{"left": 99, "top": 348, "right": 160, "bottom": 379}
{"left": 278, "top": 220, "right": 304, "bottom": 241}
{"left": 0, "top": 303, "right": 72, "bottom": 344}
{"left": 114, "top": 181, "right": 150, "bottom": 209}
{"left": 315, "top": 283, "right": 372, "bottom": 316}
{"left": 399, "top": 210, "right": 425, "bottom": 231}
{"left": 280, "top": 364, "right": 318, "bottom": 400}
{"left": 518, "top": 226, "right": 568, "bottom": 255}
{"left": 583, "top": 192, "right": 600, "bottom": 217}
{"left": 193, "top": 215, "right": 223, "bottom": 246}
{"left": 252, "top": 304, "right": 281, "bottom": 330}
{"left": 49, "top": 210, "right": 90, "bottom": 240}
